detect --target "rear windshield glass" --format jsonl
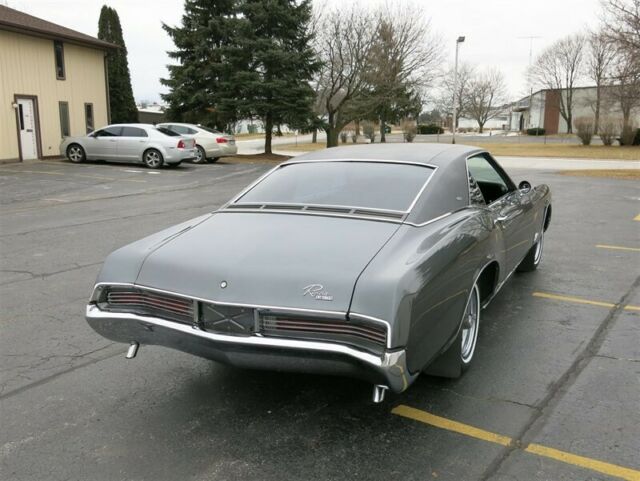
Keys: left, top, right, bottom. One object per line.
{"left": 198, "top": 125, "right": 222, "bottom": 134}
{"left": 237, "top": 162, "right": 433, "bottom": 212}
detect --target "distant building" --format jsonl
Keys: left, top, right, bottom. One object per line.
{"left": 508, "top": 86, "right": 640, "bottom": 134}
{"left": 137, "top": 102, "right": 167, "bottom": 124}
{"left": 0, "top": 5, "right": 116, "bottom": 162}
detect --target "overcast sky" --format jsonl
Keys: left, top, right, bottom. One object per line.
{"left": 9, "top": 0, "right": 601, "bottom": 103}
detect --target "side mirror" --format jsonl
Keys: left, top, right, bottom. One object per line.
{"left": 518, "top": 180, "right": 532, "bottom": 192}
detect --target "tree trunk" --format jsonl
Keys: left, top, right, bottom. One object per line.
{"left": 594, "top": 86, "right": 601, "bottom": 135}
{"left": 380, "top": 119, "right": 386, "bottom": 143}
{"left": 566, "top": 114, "right": 573, "bottom": 134}
{"left": 311, "top": 129, "right": 317, "bottom": 143}
{"left": 264, "top": 115, "right": 273, "bottom": 154}
{"left": 326, "top": 127, "right": 340, "bottom": 147}
{"left": 355, "top": 120, "right": 360, "bottom": 136}
{"left": 478, "top": 122, "right": 484, "bottom": 134}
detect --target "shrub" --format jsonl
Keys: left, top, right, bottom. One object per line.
{"left": 362, "top": 121, "right": 376, "bottom": 143}
{"left": 598, "top": 117, "right": 617, "bottom": 146}
{"left": 526, "top": 127, "right": 545, "bottom": 135}
{"left": 402, "top": 119, "right": 417, "bottom": 143}
{"left": 340, "top": 131, "right": 348, "bottom": 144}
{"left": 574, "top": 117, "right": 594, "bottom": 145}
{"left": 417, "top": 124, "right": 444, "bottom": 135}
{"left": 619, "top": 124, "right": 639, "bottom": 146}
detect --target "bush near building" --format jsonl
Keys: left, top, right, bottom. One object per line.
{"left": 526, "top": 127, "right": 546, "bottom": 135}
{"left": 417, "top": 124, "right": 444, "bottom": 134}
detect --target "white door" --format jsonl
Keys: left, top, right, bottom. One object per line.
{"left": 17, "top": 98, "right": 38, "bottom": 160}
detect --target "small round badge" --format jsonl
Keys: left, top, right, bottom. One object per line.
{"left": 220, "top": 281, "right": 228, "bottom": 289}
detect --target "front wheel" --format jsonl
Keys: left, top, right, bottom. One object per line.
{"left": 143, "top": 149, "right": 163, "bottom": 169}
{"left": 193, "top": 145, "right": 207, "bottom": 164}
{"left": 516, "top": 228, "right": 544, "bottom": 272}
{"left": 67, "top": 144, "right": 86, "bottom": 163}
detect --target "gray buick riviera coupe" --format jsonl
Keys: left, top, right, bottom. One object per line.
{"left": 86, "top": 144, "right": 551, "bottom": 402}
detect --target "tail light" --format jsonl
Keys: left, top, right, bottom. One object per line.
{"left": 177, "top": 139, "right": 186, "bottom": 149}
{"left": 216, "top": 137, "right": 228, "bottom": 144}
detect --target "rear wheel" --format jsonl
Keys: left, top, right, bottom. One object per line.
{"left": 143, "top": 149, "right": 163, "bottom": 169}
{"left": 423, "top": 282, "right": 481, "bottom": 378}
{"left": 67, "top": 144, "right": 85, "bottom": 163}
{"left": 193, "top": 145, "right": 207, "bottom": 164}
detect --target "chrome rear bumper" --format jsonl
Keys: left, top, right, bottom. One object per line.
{"left": 86, "top": 304, "right": 416, "bottom": 393}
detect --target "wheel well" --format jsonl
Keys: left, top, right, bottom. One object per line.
{"left": 477, "top": 261, "right": 499, "bottom": 305}
{"left": 543, "top": 205, "right": 552, "bottom": 231}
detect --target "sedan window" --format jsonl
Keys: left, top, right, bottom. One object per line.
{"left": 238, "top": 162, "right": 434, "bottom": 212}
{"left": 95, "top": 126, "right": 122, "bottom": 137}
{"left": 156, "top": 127, "right": 180, "bottom": 137}
{"left": 120, "top": 126, "right": 148, "bottom": 137}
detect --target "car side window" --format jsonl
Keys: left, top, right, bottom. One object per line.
{"left": 467, "top": 154, "right": 513, "bottom": 204}
{"left": 96, "top": 127, "right": 122, "bottom": 137}
{"left": 168, "top": 125, "right": 187, "bottom": 135}
{"left": 185, "top": 127, "right": 197, "bottom": 135}
{"left": 121, "top": 126, "right": 148, "bottom": 137}
{"left": 468, "top": 172, "right": 486, "bottom": 205}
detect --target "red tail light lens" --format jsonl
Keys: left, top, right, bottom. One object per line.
{"left": 216, "top": 137, "right": 228, "bottom": 144}
{"left": 177, "top": 139, "right": 185, "bottom": 149}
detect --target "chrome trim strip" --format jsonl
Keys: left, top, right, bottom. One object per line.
{"left": 215, "top": 209, "right": 404, "bottom": 225}
{"left": 281, "top": 158, "right": 438, "bottom": 169}
{"left": 232, "top": 201, "right": 405, "bottom": 215}
{"left": 404, "top": 211, "right": 454, "bottom": 228}
{"left": 92, "top": 282, "right": 393, "bottom": 348}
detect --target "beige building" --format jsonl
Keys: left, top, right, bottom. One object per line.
{"left": 0, "top": 5, "right": 116, "bottom": 162}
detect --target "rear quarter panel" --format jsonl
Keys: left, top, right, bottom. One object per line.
{"left": 350, "top": 210, "right": 501, "bottom": 373}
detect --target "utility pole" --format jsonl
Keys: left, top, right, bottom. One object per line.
{"left": 452, "top": 36, "right": 465, "bottom": 145}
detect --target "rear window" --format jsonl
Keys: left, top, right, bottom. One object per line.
{"left": 237, "top": 162, "right": 433, "bottom": 212}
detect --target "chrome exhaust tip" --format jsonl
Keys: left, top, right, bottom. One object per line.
{"left": 372, "top": 384, "right": 388, "bottom": 403}
{"left": 126, "top": 341, "right": 139, "bottom": 359}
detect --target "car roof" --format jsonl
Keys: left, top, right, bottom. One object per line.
{"left": 105, "top": 123, "right": 157, "bottom": 128}
{"left": 291, "top": 143, "right": 482, "bottom": 168}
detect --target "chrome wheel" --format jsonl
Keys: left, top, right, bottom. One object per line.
{"left": 533, "top": 229, "right": 544, "bottom": 265}
{"left": 143, "top": 150, "right": 162, "bottom": 169}
{"left": 461, "top": 284, "right": 480, "bottom": 364}
{"left": 193, "top": 146, "right": 206, "bottom": 163}
{"left": 67, "top": 145, "right": 84, "bottom": 163}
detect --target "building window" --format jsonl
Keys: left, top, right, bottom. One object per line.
{"left": 54, "top": 41, "right": 65, "bottom": 79}
{"left": 85, "top": 103, "right": 94, "bottom": 133}
{"left": 59, "top": 102, "right": 70, "bottom": 138}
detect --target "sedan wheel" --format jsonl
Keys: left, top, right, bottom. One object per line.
{"left": 461, "top": 284, "right": 480, "bottom": 366}
{"left": 67, "top": 144, "right": 85, "bottom": 163}
{"left": 143, "top": 149, "right": 163, "bottom": 169}
{"left": 516, "top": 224, "right": 545, "bottom": 272}
{"left": 193, "top": 145, "right": 207, "bottom": 164}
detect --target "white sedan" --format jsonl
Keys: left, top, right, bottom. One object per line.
{"left": 157, "top": 123, "right": 237, "bottom": 163}
{"left": 60, "top": 124, "right": 196, "bottom": 168}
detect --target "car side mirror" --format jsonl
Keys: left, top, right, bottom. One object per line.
{"left": 519, "top": 180, "right": 532, "bottom": 192}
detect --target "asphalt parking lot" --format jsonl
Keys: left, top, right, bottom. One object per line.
{"left": 1, "top": 157, "right": 638, "bottom": 481}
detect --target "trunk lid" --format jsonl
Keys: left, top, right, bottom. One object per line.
{"left": 134, "top": 212, "right": 400, "bottom": 312}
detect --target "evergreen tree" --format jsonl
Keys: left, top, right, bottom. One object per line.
{"left": 98, "top": 5, "right": 138, "bottom": 123}
{"left": 161, "top": 0, "right": 241, "bottom": 129}
{"left": 235, "top": 0, "right": 319, "bottom": 153}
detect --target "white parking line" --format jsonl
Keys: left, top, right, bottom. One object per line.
{"left": 123, "top": 169, "right": 143, "bottom": 173}
{"left": 147, "top": 171, "right": 160, "bottom": 175}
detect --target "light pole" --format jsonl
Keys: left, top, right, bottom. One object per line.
{"left": 452, "top": 35, "right": 465, "bottom": 144}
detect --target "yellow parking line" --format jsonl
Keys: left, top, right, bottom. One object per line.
{"left": 392, "top": 405, "right": 640, "bottom": 481}
{"left": 596, "top": 244, "right": 640, "bottom": 252}
{"left": 532, "top": 292, "right": 640, "bottom": 311}
{"left": 634, "top": 214, "right": 640, "bottom": 221}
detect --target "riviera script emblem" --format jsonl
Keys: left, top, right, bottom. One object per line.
{"left": 303, "top": 284, "right": 334, "bottom": 301}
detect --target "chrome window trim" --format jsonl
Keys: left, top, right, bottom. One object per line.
{"left": 229, "top": 159, "right": 438, "bottom": 215}
{"left": 403, "top": 211, "right": 454, "bottom": 228}
{"left": 465, "top": 152, "right": 518, "bottom": 208}
{"left": 232, "top": 201, "right": 405, "bottom": 215}
{"left": 91, "top": 282, "right": 393, "bottom": 348}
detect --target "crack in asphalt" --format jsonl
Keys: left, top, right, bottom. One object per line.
{"left": 0, "top": 261, "right": 104, "bottom": 286}
{"left": 479, "top": 274, "right": 640, "bottom": 481}
{"left": 0, "top": 343, "right": 121, "bottom": 400}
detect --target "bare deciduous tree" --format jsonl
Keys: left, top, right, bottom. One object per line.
{"left": 466, "top": 68, "right": 509, "bottom": 133}
{"left": 586, "top": 31, "right": 617, "bottom": 132}
{"left": 314, "top": 7, "right": 377, "bottom": 147}
{"left": 602, "top": 0, "right": 640, "bottom": 56}
{"left": 607, "top": 49, "right": 640, "bottom": 127}
{"left": 531, "top": 34, "right": 586, "bottom": 133}
{"left": 437, "top": 62, "right": 475, "bottom": 127}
